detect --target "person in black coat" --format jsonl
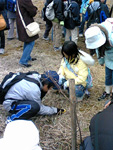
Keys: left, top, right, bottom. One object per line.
{"left": 81, "top": 99, "right": 113, "bottom": 150}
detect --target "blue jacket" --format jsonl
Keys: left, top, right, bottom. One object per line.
{"left": 80, "top": 0, "right": 89, "bottom": 14}
{"left": 85, "top": 1, "right": 109, "bottom": 28}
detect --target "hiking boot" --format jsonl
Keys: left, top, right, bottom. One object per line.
{"left": 98, "top": 91, "right": 110, "bottom": 101}
{"left": 42, "top": 36, "right": 49, "bottom": 41}
{"left": 19, "top": 63, "right": 32, "bottom": 68}
{"left": 54, "top": 46, "right": 62, "bottom": 51}
{"left": 0, "top": 48, "right": 4, "bottom": 54}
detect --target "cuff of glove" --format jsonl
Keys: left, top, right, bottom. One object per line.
{"left": 60, "top": 21, "right": 64, "bottom": 26}
{"left": 57, "top": 108, "right": 66, "bottom": 115}
{"left": 52, "top": 18, "right": 59, "bottom": 23}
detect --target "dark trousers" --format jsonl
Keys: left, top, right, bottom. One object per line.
{"left": 9, "top": 100, "right": 40, "bottom": 120}
{"left": 43, "top": 19, "right": 53, "bottom": 38}
{"left": 80, "top": 136, "right": 94, "bottom": 150}
{"left": 0, "top": 30, "right": 5, "bottom": 48}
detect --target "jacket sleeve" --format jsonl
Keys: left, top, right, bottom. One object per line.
{"left": 71, "top": 3, "right": 80, "bottom": 22}
{"left": 58, "top": 59, "right": 88, "bottom": 87}
{"left": 22, "top": 0, "right": 38, "bottom": 17}
{"left": 54, "top": 0, "right": 64, "bottom": 21}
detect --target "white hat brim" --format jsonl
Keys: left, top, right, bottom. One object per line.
{"left": 85, "top": 31, "right": 106, "bottom": 49}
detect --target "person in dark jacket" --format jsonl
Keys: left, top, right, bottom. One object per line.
{"left": 16, "top": 0, "right": 39, "bottom": 67}
{"left": 64, "top": 0, "right": 80, "bottom": 44}
{"left": 42, "top": 0, "right": 53, "bottom": 41}
{"left": 81, "top": 99, "right": 113, "bottom": 150}
{"left": 52, "top": 0, "right": 64, "bottom": 51}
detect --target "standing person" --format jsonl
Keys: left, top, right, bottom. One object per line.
{"left": 0, "top": 0, "right": 9, "bottom": 54}
{"left": 85, "top": 19, "right": 113, "bottom": 101}
{"left": 42, "top": 0, "right": 53, "bottom": 41}
{"left": 16, "top": 0, "right": 39, "bottom": 67}
{"left": 58, "top": 41, "right": 94, "bottom": 101}
{"left": 80, "top": 97, "right": 113, "bottom": 150}
{"left": 85, "top": 0, "right": 109, "bottom": 56}
{"left": 64, "top": 0, "right": 80, "bottom": 44}
{"left": 2, "top": 71, "right": 66, "bottom": 123}
{"left": 52, "top": 0, "right": 64, "bottom": 51}
{"left": 79, "top": 0, "right": 89, "bottom": 37}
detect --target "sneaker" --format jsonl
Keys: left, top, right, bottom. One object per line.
{"left": 31, "top": 58, "right": 37, "bottom": 61}
{"left": 0, "top": 48, "right": 4, "bottom": 54}
{"left": 54, "top": 46, "right": 62, "bottom": 51}
{"left": 57, "top": 108, "right": 66, "bottom": 115}
{"left": 79, "top": 34, "right": 83, "bottom": 37}
{"left": 98, "top": 91, "right": 110, "bottom": 101}
{"left": 42, "top": 37, "right": 49, "bottom": 41}
{"left": 19, "top": 63, "right": 32, "bottom": 68}
{"left": 7, "top": 38, "right": 14, "bottom": 41}
{"left": 5, "top": 116, "right": 12, "bottom": 124}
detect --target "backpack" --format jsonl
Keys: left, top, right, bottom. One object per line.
{"left": 0, "top": 71, "right": 40, "bottom": 104}
{"left": 63, "top": 0, "right": 78, "bottom": 19}
{"left": 87, "top": 3, "right": 101, "bottom": 28}
{"left": 63, "top": 0, "right": 80, "bottom": 29}
{"left": 7, "top": 0, "right": 16, "bottom": 12}
{"left": 45, "top": 0, "right": 55, "bottom": 21}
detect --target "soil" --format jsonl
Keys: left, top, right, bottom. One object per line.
{"left": 0, "top": 0, "right": 109, "bottom": 149}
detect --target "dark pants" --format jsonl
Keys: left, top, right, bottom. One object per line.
{"left": 79, "top": 14, "right": 85, "bottom": 34}
{"left": 9, "top": 100, "right": 40, "bottom": 120}
{"left": 43, "top": 19, "right": 53, "bottom": 38}
{"left": 0, "top": 30, "right": 5, "bottom": 48}
{"left": 105, "top": 66, "right": 113, "bottom": 86}
{"left": 80, "top": 136, "right": 94, "bottom": 150}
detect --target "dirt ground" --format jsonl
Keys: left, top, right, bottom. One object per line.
{"left": 0, "top": 0, "right": 110, "bottom": 149}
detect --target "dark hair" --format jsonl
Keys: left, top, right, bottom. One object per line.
{"left": 61, "top": 41, "right": 79, "bottom": 61}
{"left": 42, "top": 79, "right": 54, "bottom": 89}
{"left": 41, "top": 77, "right": 54, "bottom": 89}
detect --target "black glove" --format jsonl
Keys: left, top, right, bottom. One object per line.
{"left": 57, "top": 108, "right": 66, "bottom": 115}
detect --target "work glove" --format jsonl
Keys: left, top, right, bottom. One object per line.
{"left": 58, "top": 75, "right": 65, "bottom": 85}
{"left": 63, "top": 81, "right": 68, "bottom": 90}
{"left": 52, "top": 18, "right": 59, "bottom": 23}
{"left": 57, "top": 108, "right": 66, "bottom": 115}
{"left": 60, "top": 21, "right": 64, "bottom": 26}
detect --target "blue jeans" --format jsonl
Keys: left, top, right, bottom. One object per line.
{"left": 19, "top": 41, "right": 35, "bottom": 65}
{"left": 66, "top": 84, "right": 85, "bottom": 98}
{"left": 80, "top": 136, "right": 94, "bottom": 150}
{"left": 105, "top": 66, "right": 113, "bottom": 86}
{"left": 75, "top": 85, "right": 85, "bottom": 98}
{"left": 79, "top": 14, "right": 85, "bottom": 34}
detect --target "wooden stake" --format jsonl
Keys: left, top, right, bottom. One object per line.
{"left": 69, "top": 79, "right": 77, "bottom": 150}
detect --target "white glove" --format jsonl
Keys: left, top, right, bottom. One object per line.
{"left": 58, "top": 75, "right": 65, "bottom": 85}
{"left": 63, "top": 81, "right": 68, "bottom": 90}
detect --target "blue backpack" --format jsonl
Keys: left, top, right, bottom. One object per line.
{"left": 7, "top": 0, "right": 16, "bottom": 12}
